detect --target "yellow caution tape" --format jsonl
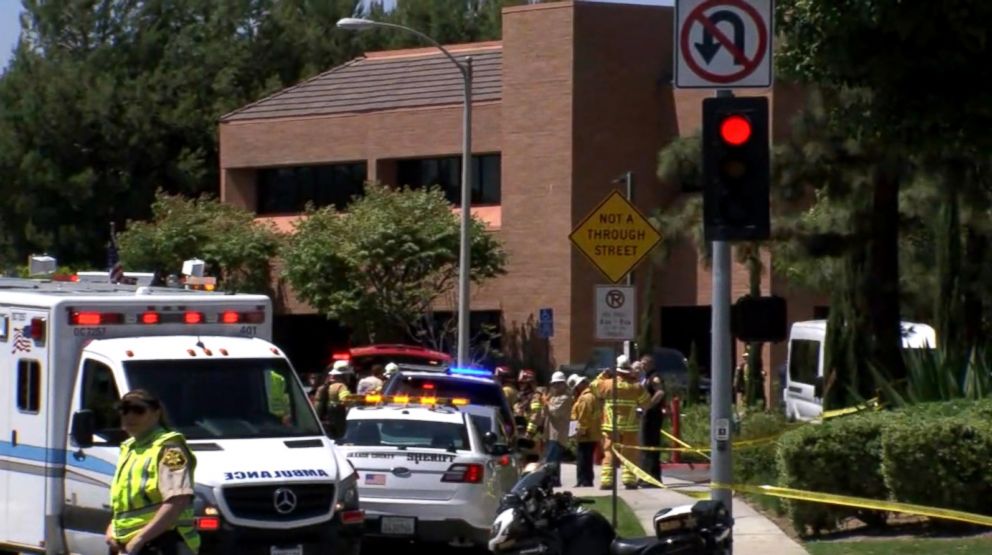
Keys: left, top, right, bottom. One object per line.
{"left": 611, "top": 449, "right": 992, "bottom": 527}
{"left": 713, "top": 483, "right": 992, "bottom": 528}
{"left": 818, "top": 397, "right": 883, "bottom": 420}
{"left": 660, "top": 429, "right": 711, "bottom": 460}
{"left": 619, "top": 398, "right": 880, "bottom": 455}
{"left": 610, "top": 447, "right": 710, "bottom": 499}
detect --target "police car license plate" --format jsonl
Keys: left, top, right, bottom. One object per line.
{"left": 270, "top": 546, "right": 302, "bottom": 555}
{"left": 381, "top": 516, "right": 415, "bottom": 536}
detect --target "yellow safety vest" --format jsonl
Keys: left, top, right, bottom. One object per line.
{"left": 267, "top": 371, "right": 290, "bottom": 418}
{"left": 111, "top": 428, "right": 200, "bottom": 553}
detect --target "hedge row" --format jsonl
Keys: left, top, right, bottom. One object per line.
{"left": 776, "top": 399, "right": 992, "bottom": 536}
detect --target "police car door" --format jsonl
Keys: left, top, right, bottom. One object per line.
{"left": 63, "top": 355, "right": 125, "bottom": 554}
{"left": 5, "top": 310, "right": 49, "bottom": 550}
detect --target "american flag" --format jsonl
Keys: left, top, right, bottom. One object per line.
{"left": 12, "top": 328, "right": 32, "bottom": 354}
{"left": 364, "top": 473, "right": 386, "bottom": 486}
{"left": 107, "top": 224, "right": 124, "bottom": 284}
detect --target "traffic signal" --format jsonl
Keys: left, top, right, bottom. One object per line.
{"left": 702, "top": 96, "right": 770, "bottom": 241}
{"left": 731, "top": 295, "right": 787, "bottom": 343}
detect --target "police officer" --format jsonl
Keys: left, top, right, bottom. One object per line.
{"left": 106, "top": 390, "right": 198, "bottom": 555}
{"left": 568, "top": 374, "right": 600, "bottom": 487}
{"left": 638, "top": 354, "right": 666, "bottom": 487}
{"left": 597, "top": 355, "right": 650, "bottom": 490}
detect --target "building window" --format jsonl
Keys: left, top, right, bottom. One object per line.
{"left": 256, "top": 162, "right": 367, "bottom": 215}
{"left": 396, "top": 154, "right": 501, "bottom": 206}
{"left": 17, "top": 359, "right": 41, "bottom": 413}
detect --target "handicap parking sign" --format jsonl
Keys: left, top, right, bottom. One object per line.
{"left": 538, "top": 308, "right": 554, "bottom": 338}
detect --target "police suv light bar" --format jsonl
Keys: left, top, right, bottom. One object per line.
{"left": 448, "top": 367, "right": 492, "bottom": 378}
{"left": 346, "top": 394, "right": 469, "bottom": 407}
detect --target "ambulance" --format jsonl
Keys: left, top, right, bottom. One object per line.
{"left": 0, "top": 277, "right": 362, "bottom": 555}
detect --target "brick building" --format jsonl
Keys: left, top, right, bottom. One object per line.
{"left": 218, "top": 1, "right": 822, "bottom": 400}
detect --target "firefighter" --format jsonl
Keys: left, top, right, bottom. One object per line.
{"left": 515, "top": 369, "right": 544, "bottom": 460}
{"left": 514, "top": 369, "right": 537, "bottom": 418}
{"left": 568, "top": 374, "right": 600, "bottom": 487}
{"left": 316, "top": 362, "right": 352, "bottom": 437}
{"left": 597, "top": 354, "right": 650, "bottom": 490}
{"left": 496, "top": 366, "right": 519, "bottom": 409}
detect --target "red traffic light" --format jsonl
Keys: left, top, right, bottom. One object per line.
{"left": 720, "top": 115, "right": 752, "bottom": 146}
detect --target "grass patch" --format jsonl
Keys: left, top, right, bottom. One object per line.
{"left": 585, "top": 496, "right": 646, "bottom": 537}
{"left": 805, "top": 536, "right": 992, "bottom": 555}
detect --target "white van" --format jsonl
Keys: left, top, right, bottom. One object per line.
{"left": 0, "top": 278, "right": 362, "bottom": 554}
{"left": 783, "top": 319, "right": 937, "bottom": 421}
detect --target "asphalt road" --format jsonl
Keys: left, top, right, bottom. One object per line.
{"left": 362, "top": 537, "right": 490, "bottom": 554}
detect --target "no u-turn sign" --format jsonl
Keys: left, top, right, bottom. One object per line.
{"left": 675, "top": 0, "right": 773, "bottom": 89}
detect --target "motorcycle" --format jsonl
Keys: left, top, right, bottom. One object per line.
{"left": 488, "top": 463, "right": 732, "bottom": 555}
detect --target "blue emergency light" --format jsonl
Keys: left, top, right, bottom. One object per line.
{"left": 448, "top": 367, "right": 493, "bottom": 378}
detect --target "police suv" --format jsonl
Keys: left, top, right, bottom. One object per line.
{"left": 337, "top": 395, "right": 520, "bottom": 548}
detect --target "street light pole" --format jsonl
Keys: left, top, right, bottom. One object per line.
{"left": 457, "top": 57, "right": 474, "bottom": 368}
{"left": 337, "top": 18, "right": 474, "bottom": 367}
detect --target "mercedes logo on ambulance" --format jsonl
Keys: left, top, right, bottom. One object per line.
{"left": 273, "top": 487, "right": 298, "bottom": 515}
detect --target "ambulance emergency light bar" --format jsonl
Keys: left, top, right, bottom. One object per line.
{"left": 67, "top": 309, "right": 265, "bottom": 326}
{"left": 346, "top": 394, "right": 470, "bottom": 407}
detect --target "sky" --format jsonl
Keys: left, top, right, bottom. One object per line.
{"left": 0, "top": 0, "right": 673, "bottom": 72}
{"left": 0, "top": 0, "right": 19, "bottom": 71}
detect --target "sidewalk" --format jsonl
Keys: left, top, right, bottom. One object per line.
{"left": 558, "top": 463, "right": 808, "bottom": 555}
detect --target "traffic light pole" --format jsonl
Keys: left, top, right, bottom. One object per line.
{"left": 711, "top": 90, "right": 734, "bottom": 538}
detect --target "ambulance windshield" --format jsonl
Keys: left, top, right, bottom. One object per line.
{"left": 124, "top": 358, "right": 322, "bottom": 439}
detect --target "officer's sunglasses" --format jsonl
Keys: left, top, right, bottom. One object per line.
{"left": 116, "top": 402, "right": 151, "bottom": 416}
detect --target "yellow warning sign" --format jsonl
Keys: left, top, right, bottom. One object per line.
{"left": 569, "top": 190, "right": 662, "bottom": 283}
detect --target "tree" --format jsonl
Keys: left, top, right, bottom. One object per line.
{"left": 117, "top": 191, "right": 281, "bottom": 293}
{"left": 281, "top": 183, "right": 507, "bottom": 346}
{"left": 776, "top": 0, "right": 992, "bottom": 387}
{"left": 0, "top": 0, "right": 523, "bottom": 268}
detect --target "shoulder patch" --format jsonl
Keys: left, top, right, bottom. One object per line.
{"left": 161, "top": 447, "right": 188, "bottom": 471}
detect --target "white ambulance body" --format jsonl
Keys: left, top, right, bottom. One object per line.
{"left": 0, "top": 278, "right": 362, "bottom": 555}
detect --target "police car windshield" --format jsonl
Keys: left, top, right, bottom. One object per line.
{"left": 124, "top": 358, "right": 322, "bottom": 440}
{"left": 340, "top": 419, "right": 470, "bottom": 451}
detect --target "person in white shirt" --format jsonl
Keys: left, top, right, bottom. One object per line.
{"left": 357, "top": 363, "right": 386, "bottom": 395}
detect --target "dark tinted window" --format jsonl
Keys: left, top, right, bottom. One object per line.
{"left": 396, "top": 154, "right": 501, "bottom": 206}
{"left": 257, "top": 162, "right": 367, "bottom": 214}
{"left": 124, "top": 358, "right": 321, "bottom": 439}
{"left": 341, "top": 419, "right": 469, "bottom": 450}
{"left": 16, "top": 360, "right": 41, "bottom": 412}
{"left": 349, "top": 355, "right": 448, "bottom": 375}
{"left": 788, "top": 339, "right": 821, "bottom": 385}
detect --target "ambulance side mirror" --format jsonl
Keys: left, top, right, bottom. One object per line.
{"left": 71, "top": 410, "right": 95, "bottom": 449}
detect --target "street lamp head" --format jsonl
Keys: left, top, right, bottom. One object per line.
{"left": 336, "top": 17, "right": 377, "bottom": 31}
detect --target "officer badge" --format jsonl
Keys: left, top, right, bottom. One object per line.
{"left": 162, "top": 448, "right": 187, "bottom": 471}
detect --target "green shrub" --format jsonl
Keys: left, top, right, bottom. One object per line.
{"left": 881, "top": 416, "right": 992, "bottom": 517}
{"left": 776, "top": 412, "right": 889, "bottom": 535}
{"left": 734, "top": 411, "right": 794, "bottom": 515}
